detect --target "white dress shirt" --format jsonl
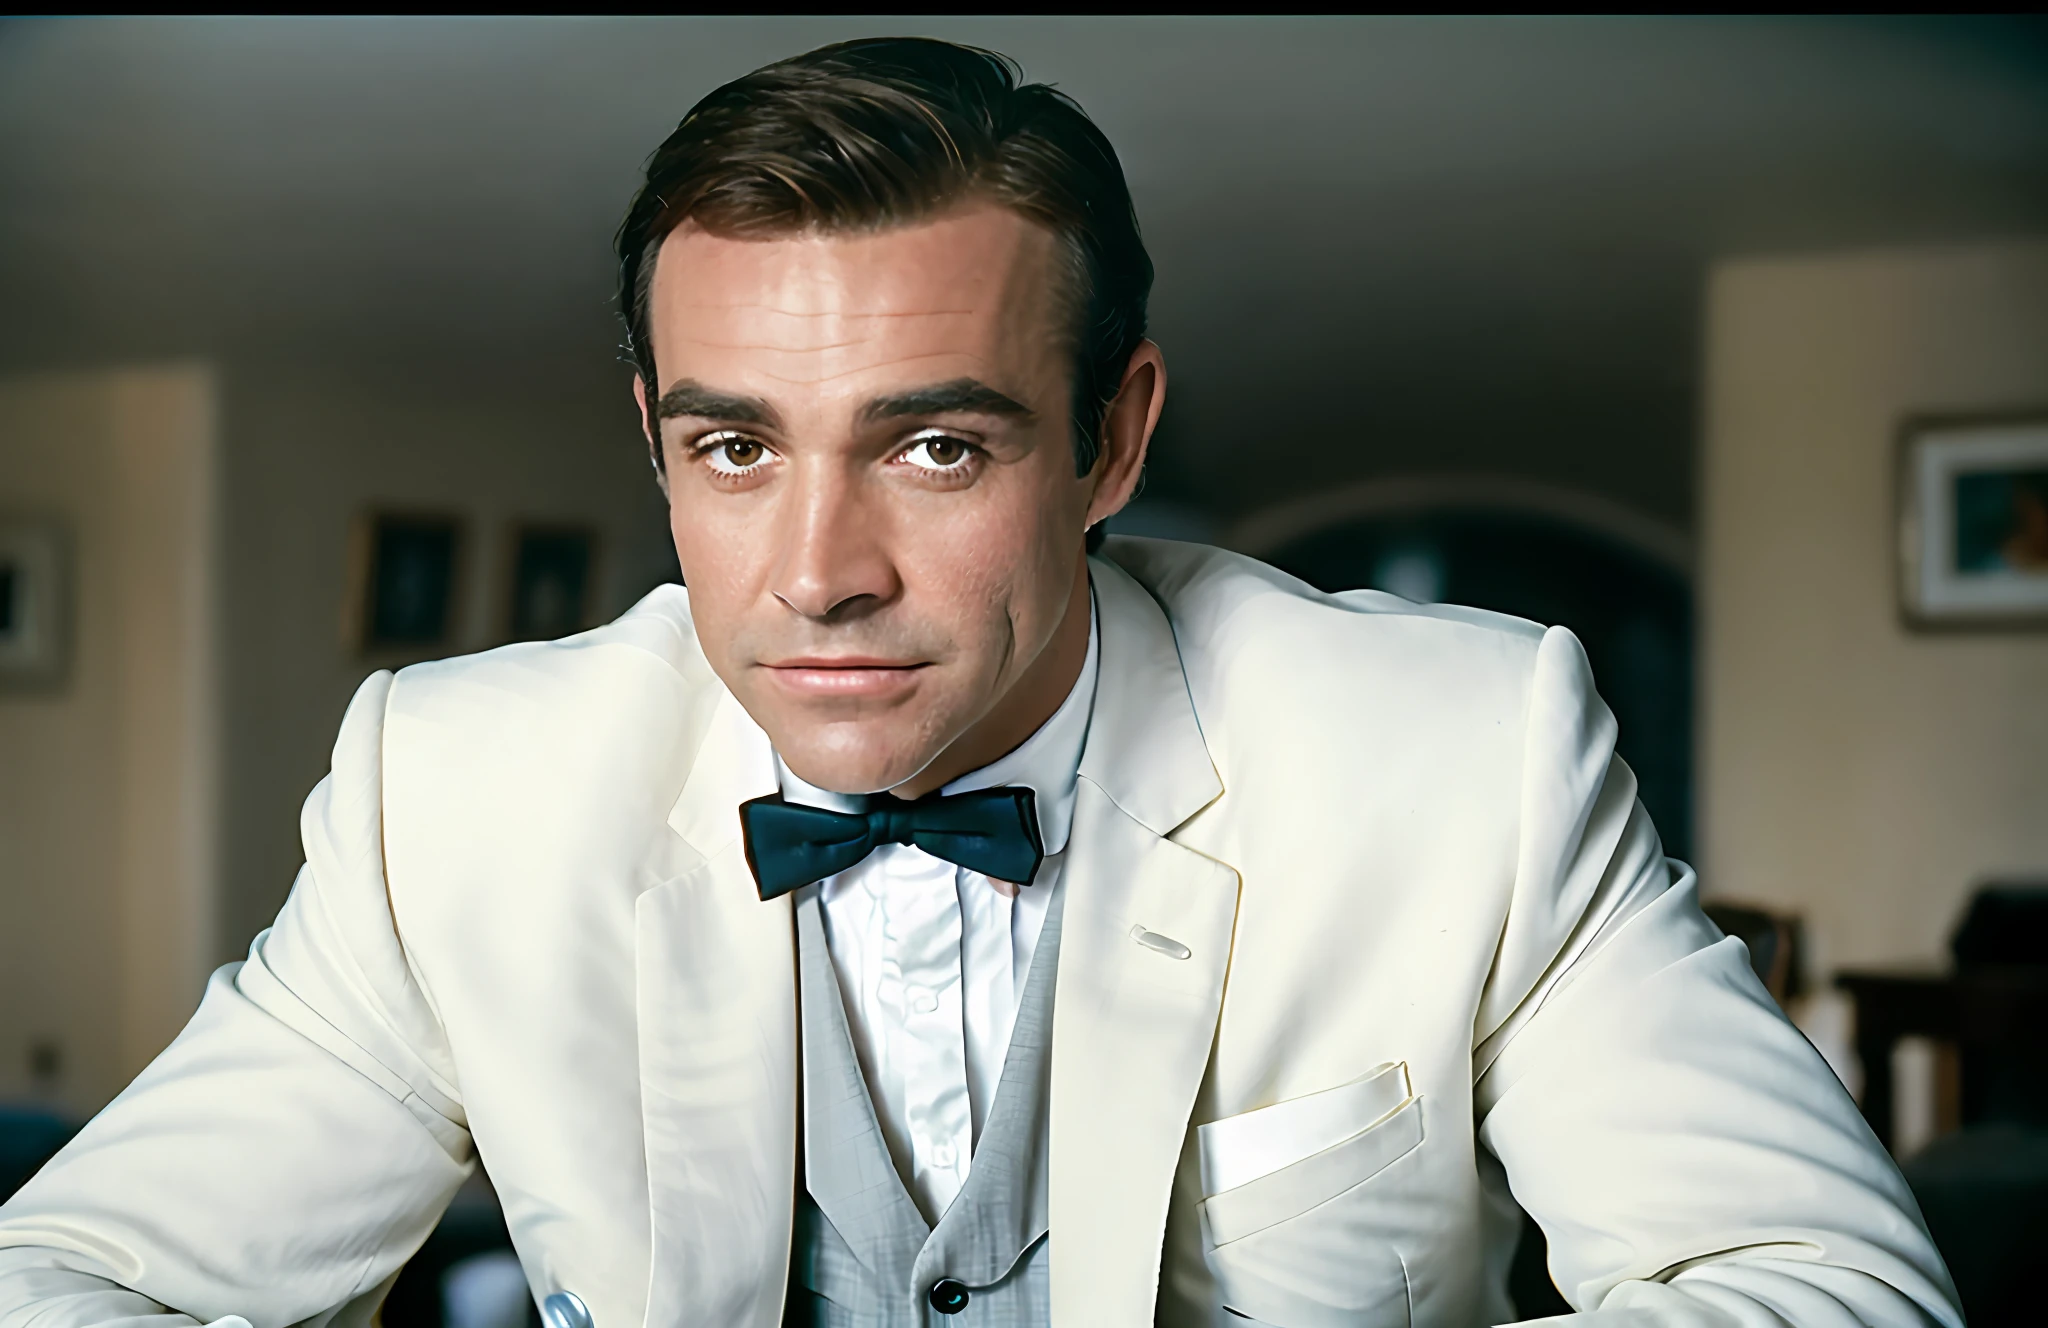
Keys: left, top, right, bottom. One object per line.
{"left": 778, "top": 600, "right": 1098, "bottom": 1223}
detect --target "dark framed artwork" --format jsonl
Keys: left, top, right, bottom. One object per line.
{"left": 1898, "top": 415, "right": 2048, "bottom": 630}
{"left": 344, "top": 510, "right": 466, "bottom": 655}
{"left": 0, "top": 513, "right": 72, "bottom": 691}
{"left": 504, "top": 523, "right": 599, "bottom": 642}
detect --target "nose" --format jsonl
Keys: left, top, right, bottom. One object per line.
{"left": 770, "top": 463, "right": 899, "bottom": 621}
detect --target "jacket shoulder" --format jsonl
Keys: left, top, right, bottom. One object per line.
{"left": 385, "top": 584, "right": 711, "bottom": 717}
{"left": 1099, "top": 536, "right": 1577, "bottom": 797}
{"left": 373, "top": 585, "right": 721, "bottom": 809}
{"left": 1101, "top": 535, "right": 1549, "bottom": 689}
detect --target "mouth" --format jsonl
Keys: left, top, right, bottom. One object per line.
{"left": 759, "top": 657, "right": 932, "bottom": 699}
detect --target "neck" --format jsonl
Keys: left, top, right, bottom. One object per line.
{"left": 890, "top": 555, "right": 1092, "bottom": 801}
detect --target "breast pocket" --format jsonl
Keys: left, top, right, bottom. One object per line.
{"left": 1196, "top": 1064, "right": 1423, "bottom": 1328}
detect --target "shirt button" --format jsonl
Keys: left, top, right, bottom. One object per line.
{"left": 908, "top": 988, "right": 939, "bottom": 1014}
{"left": 928, "top": 1279, "right": 970, "bottom": 1315}
{"left": 929, "top": 1142, "right": 956, "bottom": 1167}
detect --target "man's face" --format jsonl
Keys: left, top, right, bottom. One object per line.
{"left": 641, "top": 204, "right": 1124, "bottom": 795}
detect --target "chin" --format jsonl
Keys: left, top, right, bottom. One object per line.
{"left": 776, "top": 738, "right": 936, "bottom": 798}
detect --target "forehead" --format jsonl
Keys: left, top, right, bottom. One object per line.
{"left": 647, "top": 204, "right": 1068, "bottom": 399}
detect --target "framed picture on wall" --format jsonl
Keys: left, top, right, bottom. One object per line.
{"left": 1899, "top": 416, "right": 2048, "bottom": 630}
{"left": 344, "top": 509, "right": 466, "bottom": 655}
{"left": 504, "top": 523, "right": 600, "bottom": 642}
{"left": 0, "top": 513, "right": 72, "bottom": 691}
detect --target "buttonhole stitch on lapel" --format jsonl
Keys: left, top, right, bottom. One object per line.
{"left": 1130, "top": 925, "right": 1192, "bottom": 960}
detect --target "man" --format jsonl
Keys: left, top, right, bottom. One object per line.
{"left": 0, "top": 37, "right": 1958, "bottom": 1328}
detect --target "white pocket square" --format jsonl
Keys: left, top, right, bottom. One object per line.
{"left": 1197, "top": 1060, "right": 1411, "bottom": 1197}
{"left": 1200, "top": 1095, "right": 1423, "bottom": 1248}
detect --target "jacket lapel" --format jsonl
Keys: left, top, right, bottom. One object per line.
{"left": 639, "top": 691, "right": 796, "bottom": 1328}
{"left": 1050, "top": 558, "right": 1240, "bottom": 1324}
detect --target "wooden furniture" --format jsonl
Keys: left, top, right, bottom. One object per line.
{"left": 1834, "top": 965, "right": 2048, "bottom": 1153}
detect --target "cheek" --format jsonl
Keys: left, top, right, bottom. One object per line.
{"left": 905, "top": 488, "right": 1071, "bottom": 643}
{"left": 669, "top": 480, "right": 763, "bottom": 568}
{"left": 668, "top": 496, "right": 760, "bottom": 635}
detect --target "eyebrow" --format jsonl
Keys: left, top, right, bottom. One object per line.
{"left": 859, "top": 378, "right": 1036, "bottom": 425}
{"left": 655, "top": 380, "right": 779, "bottom": 427}
{"left": 654, "top": 376, "right": 1035, "bottom": 430}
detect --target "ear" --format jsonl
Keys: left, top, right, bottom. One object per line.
{"left": 1083, "top": 340, "right": 1167, "bottom": 530}
{"left": 633, "top": 375, "right": 670, "bottom": 496}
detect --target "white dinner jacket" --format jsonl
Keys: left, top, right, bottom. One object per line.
{"left": 0, "top": 538, "right": 1958, "bottom": 1328}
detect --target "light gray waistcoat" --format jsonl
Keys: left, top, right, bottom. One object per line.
{"left": 785, "top": 885, "right": 1061, "bottom": 1328}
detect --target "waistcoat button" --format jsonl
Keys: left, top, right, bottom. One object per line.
{"left": 928, "top": 1279, "right": 971, "bottom": 1315}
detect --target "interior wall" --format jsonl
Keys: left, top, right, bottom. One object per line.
{"left": 216, "top": 363, "right": 665, "bottom": 958}
{"left": 1699, "top": 239, "right": 2048, "bottom": 978}
{"left": 0, "top": 364, "right": 219, "bottom": 1114}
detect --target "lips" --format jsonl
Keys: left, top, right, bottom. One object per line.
{"left": 768, "top": 656, "right": 920, "bottom": 670}
{"left": 760, "top": 658, "right": 930, "bottom": 699}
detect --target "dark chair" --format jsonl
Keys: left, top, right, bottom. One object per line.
{"left": 1947, "top": 885, "right": 2048, "bottom": 1130}
{"left": 1838, "top": 881, "right": 2048, "bottom": 1328}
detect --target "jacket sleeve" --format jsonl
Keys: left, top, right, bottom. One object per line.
{"left": 1475, "top": 627, "right": 1961, "bottom": 1328}
{"left": 0, "top": 672, "right": 473, "bottom": 1328}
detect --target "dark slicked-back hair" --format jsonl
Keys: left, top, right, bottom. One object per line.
{"left": 615, "top": 37, "right": 1153, "bottom": 484}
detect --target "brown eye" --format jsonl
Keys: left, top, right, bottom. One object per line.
{"left": 703, "top": 434, "right": 771, "bottom": 475}
{"left": 903, "top": 432, "right": 974, "bottom": 471}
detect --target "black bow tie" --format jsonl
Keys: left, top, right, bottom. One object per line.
{"left": 738, "top": 787, "right": 1045, "bottom": 901}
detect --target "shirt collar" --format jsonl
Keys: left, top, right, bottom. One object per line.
{"left": 776, "top": 586, "right": 1099, "bottom": 857}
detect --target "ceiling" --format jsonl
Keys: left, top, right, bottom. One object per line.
{"left": 3, "top": 16, "right": 2046, "bottom": 529}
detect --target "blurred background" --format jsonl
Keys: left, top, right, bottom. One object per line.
{"left": 2, "top": 15, "right": 2045, "bottom": 1327}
